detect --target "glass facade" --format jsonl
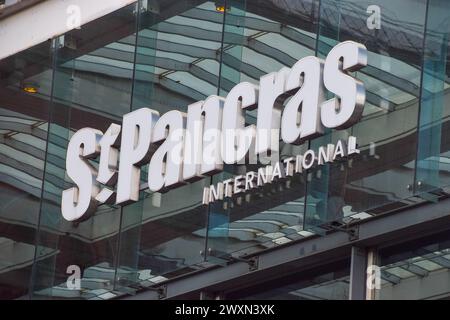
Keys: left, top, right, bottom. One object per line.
{"left": 228, "top": 259, "right": 351, "bottom": 300}
{"left": 0, "top": 0, "right": 450, "bottom": 300}
{"left": 378, "top": 231, "right": 450, "bottom": 300}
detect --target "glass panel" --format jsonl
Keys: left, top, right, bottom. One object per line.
{"left": 0, "top": 0, "right": 20, "bottom": 9}
{"left": 0, "top": 41, "right": 53, "bottom": 299}
{"left": 415, "top": 0, "right": 450, "bottom": 197}
{"left": 228, "top": 259, "right": 350, "bottom": 300}
{"left": 206, "top": 0, "right": 319, "bottom": 263}
{"left": 378, "top": 231, "right": 450, "bottom": 300}
{"left": 31, "top": 4, "right": 137, "bottom": 300}
{"left": 114, "top": 0, "right": 221, "bottom": 293}
{"left": 304, "top": 0, "right": 427, "bottom": 233}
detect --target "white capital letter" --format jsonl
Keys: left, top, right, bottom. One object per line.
{"left": 116, "top": 108, "right": 159, "bottom": 204}
{"left": 61, "top": 128, "right": 102, "bottom": 221}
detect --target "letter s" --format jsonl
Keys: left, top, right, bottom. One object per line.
{"left": 61, "top": 128, "right": 102, "bottom": 221}
{"left": 321, "top": 41, "right": 367, "bottom": 129}
{"left": 281, "top": 56, "right": 325, "bottom": 145}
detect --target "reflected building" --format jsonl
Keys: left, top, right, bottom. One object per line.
{"left": 0, "top": 0, "right": 450, "bottom": 300}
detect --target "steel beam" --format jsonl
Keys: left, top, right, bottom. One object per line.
{"left": 123, "top": 197, "right": 450, "bottom": 300}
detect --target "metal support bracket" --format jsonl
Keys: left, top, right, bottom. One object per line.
{"left": 206, "top": 248, "right": 259, "bottom": 271}
{"left": 231, "top": 255, "right": 259, "bottom": 272}
{"left": 146, "top": 285, "right": 167, "bottom": 299}
{"left": 323, "top": 221, "right": 360, "bottom": 241}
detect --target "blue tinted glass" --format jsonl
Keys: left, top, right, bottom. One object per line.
{"left": 304, "top": 0, "right": 428, "bottom": 233}
{"left": 415, "top": 0, "right": 450, "bottom": 196}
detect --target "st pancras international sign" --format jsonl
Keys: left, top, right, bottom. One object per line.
{"left": 61, "top": 41, "right": 368, "bottom": 222}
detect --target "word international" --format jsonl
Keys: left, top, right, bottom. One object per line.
{"left": 202, "top": 136, "right": 360, "bottom": 204}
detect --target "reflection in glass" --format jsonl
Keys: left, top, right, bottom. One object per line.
{"left": 416, "top": 0, "right": 450, "bottom": 195}
{"left": 1, "top": 0, "right": 447, "bottom": 301}
{"left": 31, "top": 4, "right": 137, "bottom": 300}
{"left": 304, "top": 0, "right": 428, "bottom": 233}
{"left": 0, "top": 41, "right": 53, "bottom": 299}
{"left": 115, "top": 1, "right": 222, "bottom": 292}
{"left": 228, "top": 259, "right": 350, "bottom": 300}
{"left": 378, "top": 232, "right": 450, "bottom": 300}
{"left": 206, "top": 0, "right": 320, "bottom": 262}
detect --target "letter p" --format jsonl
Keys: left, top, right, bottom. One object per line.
{"left": 116, "top": 108, "right": 159, "bottom": 205}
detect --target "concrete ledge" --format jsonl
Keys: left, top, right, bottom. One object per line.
{"left": 0, "top": 0, "right": 137, "bottom": 60}
{"left": 0, "top": 1, "right": 46, "bottom": 20}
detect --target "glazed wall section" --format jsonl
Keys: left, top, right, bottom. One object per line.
{"left": 0, "top": 0, "right": 449, "bottom": 299}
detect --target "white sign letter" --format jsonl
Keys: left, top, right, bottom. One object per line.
{"left": 222, "top": 82, "right": 258, "bottom": 164}
{"left": 321, "top": 41, "right": 367, "bottom": 129}
{"left": 256, "top": 68, "right": 289, "bottom": 155}
{"left": 281, "top": 56, "right": 325, "bottom": 144}
{"left": 116, "top": 108, "right": 159, "bottom": 204}
{"left": 61, "top": 128, "right": 102, "bottom": 221}
{"left": 183, "top": 96, "right": 224, "bottom": 181}
{"left": 148, "top": 110, "right": 187, "bottom": 192}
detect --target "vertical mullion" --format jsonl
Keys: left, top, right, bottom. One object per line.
{"left": 349, "top": 246, "right": 367, "bottom": 300}
{"left": 113, "top": 0, "right": 142, "bottom": 291}
{"left": 29, "top": 37, "right": 59, "bottom": 299}
{"left": 412, "top": 0, "right": 431, "bottom": 195}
